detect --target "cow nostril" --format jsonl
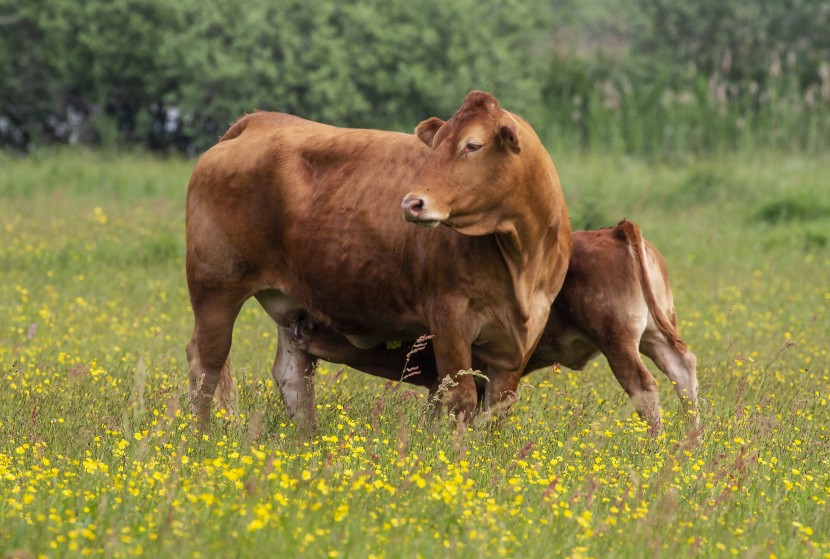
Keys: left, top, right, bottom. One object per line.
{"left": 403, "top": 195, "right": 425, "bottom": 216}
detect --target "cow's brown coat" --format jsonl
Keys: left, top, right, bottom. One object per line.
{"left": 185, "top": 91, "right": 571, "bottom": 431}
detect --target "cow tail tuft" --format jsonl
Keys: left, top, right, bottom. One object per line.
{"left": 616, "top": 219, "right": 687, "bottom": 354}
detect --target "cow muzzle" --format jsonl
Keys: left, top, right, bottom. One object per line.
{"left": 401, "top": 193, "right": 446, "bottom": 228}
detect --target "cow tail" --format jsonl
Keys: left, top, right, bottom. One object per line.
{"left": 615, "top": 219, "right": 687, "bottom": 354}
{"left": 215, "top": 357, "right": 239, "bottom": 416}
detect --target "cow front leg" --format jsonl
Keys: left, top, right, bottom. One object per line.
{"left": 273, "top": 327, "right": 318, "bottom": 435}
{"left": 483, "top": 366, "right": 524, "bottom": 417}
{"left": 429, "top": 328, "right": 477, "bottom": 430}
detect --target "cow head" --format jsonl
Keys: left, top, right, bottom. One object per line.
{"left": 402, "top": 91, "right": 532, "bottom": 235}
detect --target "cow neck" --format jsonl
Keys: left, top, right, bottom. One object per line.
{"left": 493, "top": 163, "right": 563, "bottom": 323}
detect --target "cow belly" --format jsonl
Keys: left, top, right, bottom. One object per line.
{"left": 343, "top": 334, "right": 388, "bottom": 350}
{"left": 281, "top": 274, "right": 430, "bottom": 346}
{"left": 531, "top": 328, "right": 599, "bottom": 372}
{"left": 256, "top": 288, "right": 426, "bottom": 353}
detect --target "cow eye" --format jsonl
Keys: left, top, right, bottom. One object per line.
{"left": 463, "top": 141, "right": 483, "bottom": 154}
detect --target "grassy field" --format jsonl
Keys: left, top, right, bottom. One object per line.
{"left": 1, "top": 149, "right": 828, "bottom": 558}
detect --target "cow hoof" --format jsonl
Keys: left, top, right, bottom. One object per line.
{"left": 441, "top": 383, "right": 478, "bottom": 423}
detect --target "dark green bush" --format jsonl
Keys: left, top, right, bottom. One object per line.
{"left": 754, "top": 197, "right": 830, "bottom": 224}
{"left": 1, "top": 0, "right": 827, "bottom": 155}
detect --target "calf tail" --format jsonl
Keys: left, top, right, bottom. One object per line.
{"left": 615, "top": 219, "right": 687, "bottom": 354}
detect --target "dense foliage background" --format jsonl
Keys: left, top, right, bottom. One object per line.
{"left": 2, "top": 0, "right": 829, "bottom": 155}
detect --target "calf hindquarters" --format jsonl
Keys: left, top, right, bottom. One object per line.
{"left": 546, "top": 220, "right": 698, "bottom": 432}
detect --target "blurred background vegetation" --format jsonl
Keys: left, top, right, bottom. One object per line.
{"left": 1, "top": 0, "right": 828, "bottom": 157}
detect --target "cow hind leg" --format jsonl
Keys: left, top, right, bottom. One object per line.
{"left": 602, "top": 344, "right": 663, "bottom": 435}
{"left": 641, "top": 338, "right": 699, "bottom": 428}
{"left": 273, "top": 327, "right": 318, "bottom": 435}
{"left": 187, "top": 292, "right": 244, "bottom": 429}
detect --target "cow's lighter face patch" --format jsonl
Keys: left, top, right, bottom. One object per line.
{"left": 456, "top": 125, "right": 488, "bottom": 157}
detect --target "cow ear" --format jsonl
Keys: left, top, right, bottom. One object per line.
{"left": 499, "top": 124, "right": 521, "bottom": 154}
{"left": 414, "top": 117, "right": 445, "bottom": 147}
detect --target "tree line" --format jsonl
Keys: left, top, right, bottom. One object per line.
{"left": 1, "top": 0, "right": 828, "bottom": 156}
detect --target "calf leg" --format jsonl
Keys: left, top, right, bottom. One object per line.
{"left": 187, "top": 291, "right": 244, "bottom": 429}
{"left": 602, "top": 343, "right": 663, "bottom": 434}
{"left": 273, "top": 327, "right": 318, "bottom": 435}
{"left": 641, "top": 338, "right": 699, "bottom": 427}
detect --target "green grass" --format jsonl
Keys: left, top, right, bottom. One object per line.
{"left": 1, "top": 149, "right": 829, "bottom": 558}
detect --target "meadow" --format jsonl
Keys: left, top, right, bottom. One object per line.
{"left": 1, "top": 149, "right": 828, "bottom": 558}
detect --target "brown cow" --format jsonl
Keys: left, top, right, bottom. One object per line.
{"left": 284, "top": 220, "right": 698, "bottom": 433}
{"left": 185, "top": 91, "right": 571, "bottom": 431}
